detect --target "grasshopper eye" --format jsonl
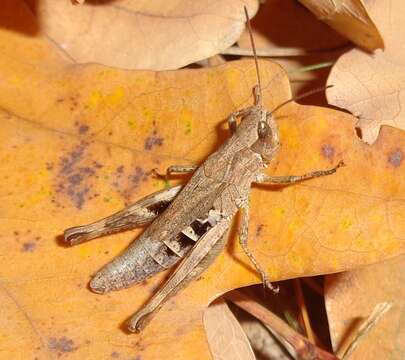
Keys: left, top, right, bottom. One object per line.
{"left": 257, "top": 121, "right": 271, "bottom": 139}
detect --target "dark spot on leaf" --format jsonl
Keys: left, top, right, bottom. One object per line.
{"left": 116, "top": 165, "right": 124, "bottom": 174}
{"left": 321, "top": 144, "right": 334, "bottom": 159}
{"left": 14, "top": 231, "right": 19, "bottom": 236}
{"left": 46, "top": 162, "right": 54, "bottom": 171}
{"left": 48, "top": 336, "right": 77, "bottom": 354}
{"left": 388, "top": 148, "right": 403, "bottom": 168}
{"left": 78, "top": 125, "right": 89, "bottom": 134}
{"left": 93, "top": 161, "right": 103, "bottom": 169}
{"left": 256, "top": 224, "right": 264, "bottom": 237}
{"left": 110, "top": 351, "right": 120, "bottom": 358}
{"left": 56, "top": 98, "right": 64, "bottom": 103}
{"left": 22, "top": 242, "right": 36, "bottom": 252}
{"left": 144, "top": 136, "right": 163, "bottom": 151}
{"left": 134, "top": 339, "right": 146, "bottom": 352}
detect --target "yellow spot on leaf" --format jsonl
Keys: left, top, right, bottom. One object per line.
{"left": 271, "top": 206, "right": 285, "bottom": 219}
{"left": 287, "top": 218, "right": 302, "bottom": 236}
{"left": 341, "top": 218, "right": 353, "bottom": 230}
{"left": 352, "top": 236, "right": 374, "bottom": 251}
{"left": 143, "top": 108, "right": 152, "bottom": 119}
{"left": 87, "top": 90, "right": 103, "bottom": 108}
{"left": 78, "top": 244, "right": 93, "bottom": 259}
{"left": 86, "top": 87, "right": 125, "bottom": 108}
{"left": 127, "top": 116, "right": 136, "bottom": 129}
{"left": 180, "top": 108, "right": 193, "bottom": 135}
{"left": 106, "top": 87, "right": 125, "bottom": 106}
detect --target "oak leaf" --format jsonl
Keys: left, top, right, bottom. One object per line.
{"left": 325, "top": 257, "right": 405, "bottom": 360}
{"left": 32, "top": 0, "right": 259, "bottom": 70}
{"left": 204, "top": 299, "right": 255, "bottom": 360}
{"left": 0, "top": 1, "right": 405, "bottom": 359}
{"left": 327, "top": 0, "right": 405, "bottom": 143}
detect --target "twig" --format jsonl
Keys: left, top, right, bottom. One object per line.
{"left": 225, "top": 290, "right": 339, "bottom": 360}
{"left": 221, "top": 45, "right": 350, "bottom": 58}
{"left": 294, "top": 279, "right": 316, "bottom": 344}
{"left": 302, "top": 277, "right": 324, "bottom": 296}
{"left": 340, "top": 302, "right": 392, "bottom": 360}
{"left": 288, "top": 62, "right": 334, "bottom": 74}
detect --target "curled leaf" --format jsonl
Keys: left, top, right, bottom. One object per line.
{"left": 299, "top": 0, "right": 384, "bottom": 51}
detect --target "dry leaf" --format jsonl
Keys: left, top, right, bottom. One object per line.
{"left": 298, "top": 0, "right": 383, "bottom": 51}
{"left": 327, "top": 0, "right": 405, "bottom": 144}
{"left": 1, "top": 1, "right": 405, "bottom": 359}
{"left": 325, "top": 257, "right": 405, "bottom": 360}
{"left": 31, "top": 0, "right": 259, "bottom": 70}
{"left": 204, "top": 299, "right": 255, "bottom": 360}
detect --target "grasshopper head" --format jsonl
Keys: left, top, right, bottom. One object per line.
{"left": 251, "top": 112, "right": 280, "bottom": 163}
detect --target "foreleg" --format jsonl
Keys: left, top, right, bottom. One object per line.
{"left": 255, "top": 161, "right": 344, "bottom": 185}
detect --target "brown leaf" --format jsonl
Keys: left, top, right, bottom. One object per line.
{"left": 34, "top": 0, "right": 259, "bottom": 70}
{"left": 0, "top": 1, "right": 405, "bottom": 358}
{"left": 325, "top": 257, "right": 405, "bottom": 360}
{"left": 204, "top": 299, "right": 255, "bottom": 360}
{"left": 327, "top": 0, "right": 405, "bottom": 143}
{"left": 298, "top": 0, "right": 384, "bottom": 51}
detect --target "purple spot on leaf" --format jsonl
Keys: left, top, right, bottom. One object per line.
{"left": 78, "top": 124, "right": 89, "bottom": 134}
{"left": 48, "top": 336, "right": 77, "bottom": 353}
{"left": 55, "top": 142, "right": 102, "bottom": 209}
{"left": 144, "top": 136, "right": 163, "bottom": 151}
{"left": 321, "top": 144, "right": 335, "bottom": 159}
{"left": 388, "top": 148, "right": 403, "bottom": 167}
{"left": 22, "top": 242, "right": 36, "bottom": 252}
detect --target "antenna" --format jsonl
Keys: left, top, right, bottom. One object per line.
{"left": 244, "top": 6, "right": 262, "bottom": 104}
{"left": 269, "top": 85, "right": 333, "bottom": 115}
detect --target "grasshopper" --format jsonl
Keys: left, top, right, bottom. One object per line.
{"left": 63, "top": 7, "right": 343, "bottom": 332}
